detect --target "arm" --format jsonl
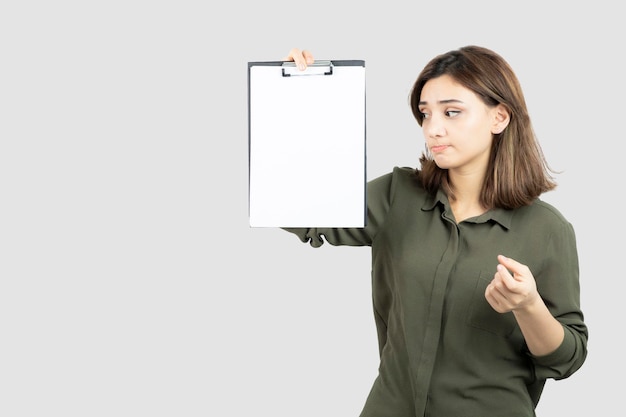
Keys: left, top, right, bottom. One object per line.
{"left": 485, "top": 223, "right": 588, "bottom": 378}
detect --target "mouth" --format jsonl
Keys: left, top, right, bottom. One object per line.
{"left": 430, "top": 145, "right": 449, "bottom": 153}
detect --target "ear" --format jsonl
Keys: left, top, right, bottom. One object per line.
{"left": 491, "top": 104, "right": 510, "bottom": 135}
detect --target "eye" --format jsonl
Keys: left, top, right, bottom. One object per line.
{"left": 419, "top": 110, "right": 430, "bottom": 119}
{"left": 445, "top": 110, "right": 461, "bottom": 118}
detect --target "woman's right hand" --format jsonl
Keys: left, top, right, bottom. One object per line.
{"left": 282, "top": 48, "right": 315, "bottom": 71}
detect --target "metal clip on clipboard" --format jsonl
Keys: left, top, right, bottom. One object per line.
{"left": 281, "top": 60, "right": 334, "bottom": 77}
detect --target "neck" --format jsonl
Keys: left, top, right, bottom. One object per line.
{"left": 448, "top": 169, "right": 487, "bottom": 222}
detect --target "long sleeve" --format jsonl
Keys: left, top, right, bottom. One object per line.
{"left": 529, "top": 219, "right": 588, "bottom": 380}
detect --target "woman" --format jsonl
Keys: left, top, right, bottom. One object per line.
{"left": 280, "top": 46, "right": 588, "bottom": 417}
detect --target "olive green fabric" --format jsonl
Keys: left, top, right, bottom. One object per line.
{"left": 283, "top": 166, "right": 588, "bottom": 417}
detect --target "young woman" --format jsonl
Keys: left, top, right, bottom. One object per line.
{"left": 280, "top": 46, "right": 588, "bottom": 417}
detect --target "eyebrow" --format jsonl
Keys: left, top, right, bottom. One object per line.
{"left": 418, "top": 99, "right": 464, "bottom": 106}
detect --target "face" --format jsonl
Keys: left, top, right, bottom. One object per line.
{"left": 418, "top": 75, "right": 503, "bottom": 175}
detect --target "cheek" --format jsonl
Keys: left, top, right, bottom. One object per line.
{"left": 465, "top": 120, "right": 494, "bottom": 147}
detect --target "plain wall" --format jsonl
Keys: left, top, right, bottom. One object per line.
{"left": 1, "top": 1, "right": 620, "bottom": 416}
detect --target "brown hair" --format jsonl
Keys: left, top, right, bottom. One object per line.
{"left": 409, "top": 45, "right": 557, "bottom": 209}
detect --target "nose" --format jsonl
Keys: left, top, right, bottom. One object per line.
{"left": 423, "top": 115, "right": 446, "bottom": 138}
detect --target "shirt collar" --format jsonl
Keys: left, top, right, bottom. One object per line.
{"left": 421, "top": 188, "right": 513, "bottom": 230}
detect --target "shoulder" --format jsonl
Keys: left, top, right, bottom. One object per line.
{"left": 393, "top": 166, "right": 420, "bottom": 181}
{"left": 367, "top": 166, "right": 427, "bottom": 204}
{"left": 516, "top": 198, "right": 574, "bottom": 234}
{"left": 368, "top": 166, "right": 421, "bottom": 188}
{"left": 531, "top": 198, "right": 570, "bottom": 223}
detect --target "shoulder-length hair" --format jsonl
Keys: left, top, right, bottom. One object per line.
{"left": 409, "top": 45, "right": 557, "bottom": 209}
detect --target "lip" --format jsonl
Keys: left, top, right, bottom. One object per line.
{"left": 430, "top": 145, "right": 449, "bottom": 153}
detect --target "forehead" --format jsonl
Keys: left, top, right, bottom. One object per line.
{"left": 419, "top": 74, "right": 478, "bottom": 105}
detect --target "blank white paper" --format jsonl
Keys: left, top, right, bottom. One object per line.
{"left": 248, "top": 61, "right": 366, "bottom": 228}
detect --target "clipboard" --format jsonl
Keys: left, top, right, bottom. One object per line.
{"left": 248, "top": 60, "right": 366, "bottom": 228}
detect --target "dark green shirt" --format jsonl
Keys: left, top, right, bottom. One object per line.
{"left": 284, "top": 167, "right": 588, "bottom": 417}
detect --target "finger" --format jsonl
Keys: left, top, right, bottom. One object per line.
{"left": 497, "top": 254, "right": 522, "bottom": 272}
{"left": 489, "top": 275, "right": 510, "bottom": 299}
{"left": 282, "top": 48, "right": 299, "bottom": 61}
{"left": 496, "top": 263, "right": 517, "bottom": 290}
{"left": 485, "top": 283, "right": 508, "bottom": 312}
{"left": 282, "top": 48, "right": 310, "bottom": 71}
{"left": 485, "top": 281, "right": 498, "bottom": 300}
{"left": 497, "top": 255, "right": 528, "bottom": 282}
{"left": 302, "top": 49, "right": 315, "bottom": 64}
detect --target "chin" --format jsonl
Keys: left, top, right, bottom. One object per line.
{"left": 433, "top": 159, "right": 451, "bottom": 169}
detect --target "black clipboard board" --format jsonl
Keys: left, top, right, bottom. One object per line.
{"left": 248, "top": 60, "right": 366, "bottom": 227}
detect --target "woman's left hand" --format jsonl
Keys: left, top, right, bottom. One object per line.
{"left": 485, "top": 255, "right": 541, "bottom": 313}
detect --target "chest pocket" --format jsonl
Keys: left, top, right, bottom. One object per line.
{"left": 466, "top": 272, "right": 517, "bottom": 337}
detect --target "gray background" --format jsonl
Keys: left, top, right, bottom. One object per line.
{"left": 1, "top": 1, "right": 620, "bottom": 416}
